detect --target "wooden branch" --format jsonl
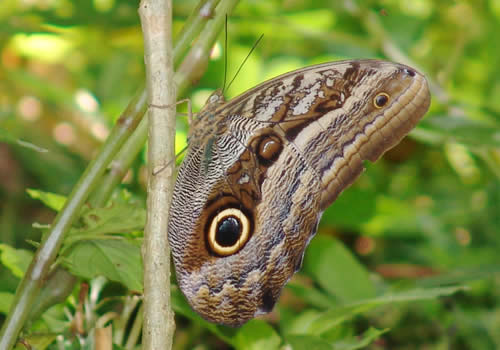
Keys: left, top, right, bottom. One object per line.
{"left": 139, "top": 0, "right": 177, "bottom": 349}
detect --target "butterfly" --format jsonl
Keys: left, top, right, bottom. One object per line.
{"left": 168, "top": 59, "right": 431, "bottom": 326}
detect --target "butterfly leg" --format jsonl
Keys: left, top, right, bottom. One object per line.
{"left": 150, "top": 98, "right": 193, "bottom": 125}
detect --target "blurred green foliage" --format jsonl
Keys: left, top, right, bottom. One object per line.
{"left": 0, "top": 0, "right": 499, "bottom": 349}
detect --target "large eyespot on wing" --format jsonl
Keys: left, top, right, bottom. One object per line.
{"left": 207, "top": 208, "right": 252, "bottom": 256}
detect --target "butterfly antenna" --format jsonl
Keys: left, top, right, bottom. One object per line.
{"left": 222, "top": 15, "right": 228, "bottom": 92}
{"left": 225, "top": 33, "right": 264, "bottom": 93}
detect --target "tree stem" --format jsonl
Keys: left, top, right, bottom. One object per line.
{"left": 139, "top": 0, "right": 177, "bottom": 348}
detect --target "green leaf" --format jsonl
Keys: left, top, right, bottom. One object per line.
{"left": 365, "top": 285, "right": 467, "bottom": 303}
{"left": 65, "top": 204, "right": 146, "bottom": 243}
{"left": 322, "top": 186, "right": 377, "bottom": 229}
{"left": 286, "top": 328, "right": 389, "bottom": 350}
{"left": 302, "top": 286, "right": 466, "bottom": 336}
{"left": 281, "top": 309, "right": 325, "bottom": 337}
{"left": 0, "top": 243, "right": 33, "bottom": 278}
{"left": 233, "top": 319, "right": 282, "bottom": 350}
{"left": 303, "top": 235, "right": 376, "bottom": 302}
{"left": 300, "top": 303, "right": 375, "bottom": 336}
{"left": 27, "top": 188, "right": 67, "bottom": 212}
{"left": 286, "top": 334, "right": 332, "bottom": 350}
{"left": 416, "top": 115, "right": 500, "bottom": 147}
{"left": 287, "top": 282, "right": 334, "bottom": 309}
{"left": 62, "top": 239, "right": 142, "bottom": 291}
{"left": 332, "top": 327, "right": 389, "bottom": 350}
{"left": 361, "top": 195, "right": 421, "bottom": 237}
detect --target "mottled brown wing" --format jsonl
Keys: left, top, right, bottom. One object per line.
{"left": 168, "top": 60, "right": 430, "bottom": 326}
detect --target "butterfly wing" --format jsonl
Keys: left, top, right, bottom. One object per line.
{"left": 168, "top": 60, "right": 430, "bottom": 326}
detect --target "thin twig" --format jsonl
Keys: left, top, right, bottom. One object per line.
{"left": 173, "top": 0, "right": 221, "bottom": 68}
{"left": 139, "top": 0, "right": 176, "bottom": 348}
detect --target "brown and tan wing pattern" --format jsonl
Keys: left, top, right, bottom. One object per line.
{"left": 168, "top": 60, "right": 430, "bottom": 326}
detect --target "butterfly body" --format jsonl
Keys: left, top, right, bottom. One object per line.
{"left": 168, "top": 60, "right": 430, "bottom": 326}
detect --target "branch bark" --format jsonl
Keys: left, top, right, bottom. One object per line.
{"left": 139, "top": 0, "right": 176, "bottom": 349}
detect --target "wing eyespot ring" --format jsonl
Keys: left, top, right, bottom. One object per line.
{"left": 208, "top": 208, "right": 250, "bottom": 256}
{"left": 256, "top": 134, "right": 283, "bottom": 166}
{"left": 373, "top": 92, "right": 390, "bottom": 109}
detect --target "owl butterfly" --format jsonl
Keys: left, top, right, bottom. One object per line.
{"left": 168, "top": 59, "right": 430, "bottom": 326}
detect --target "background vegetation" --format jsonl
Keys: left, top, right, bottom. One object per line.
{"left": 0, "top": 0, "right": 499, "bottom": 349}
